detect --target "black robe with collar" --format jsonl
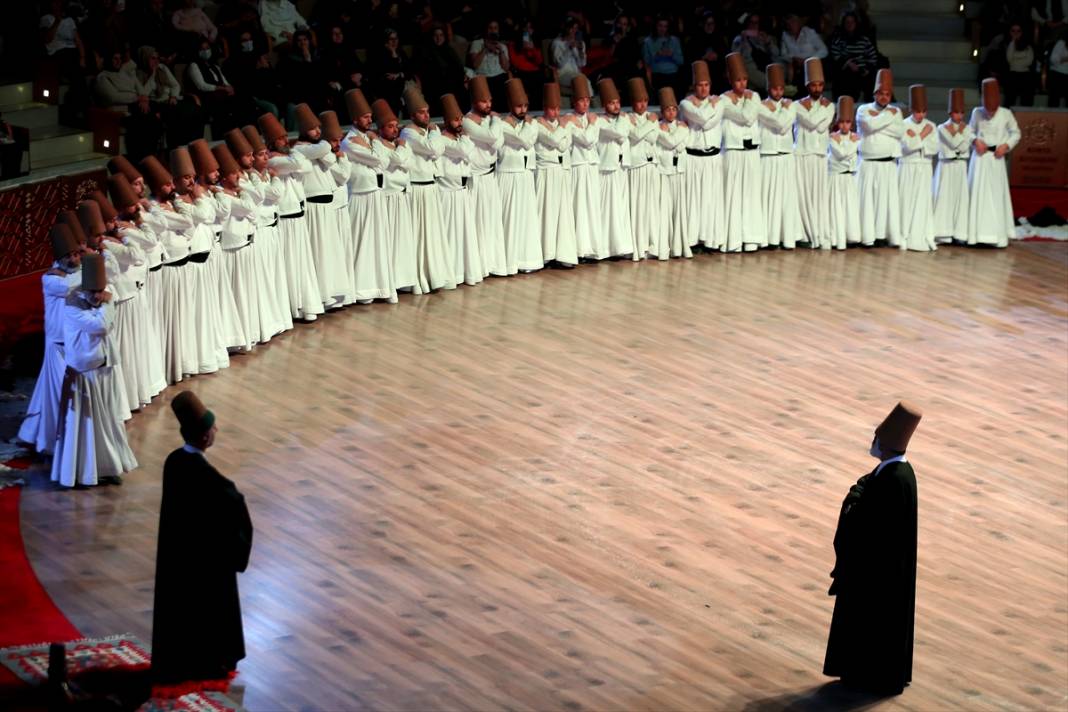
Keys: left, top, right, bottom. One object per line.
{"left": 151, "top": 447, "right": 253, "bottom": 685}
{"left": 823, "top": 459, "right": 917, "bottom": 694}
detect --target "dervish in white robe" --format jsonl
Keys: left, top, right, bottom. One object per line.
{"left": 899, "top": 114, "right": 939, "bottom": 251}
{"left": 967, "top": 104, "right": 1020, "bottom": 247}
{"left": 856, "top": 101, "right": 903, "bottom": 246}
{"left": 759, "top": 96, "right": 801, "bottom": 249}
{"left": 722, "top": 88, "right": 766, "bottom": 252}
{"left": 462, "top": 111, "right": 507, "bottom": 276}
{"left": 932, "top": 118, "right": 973, "bottom": 242}
{"left": 534, "top": 116, "right": 578, "bottom": 266}
{"left": 497, "top": 115, "right": 543, "bottom": 273}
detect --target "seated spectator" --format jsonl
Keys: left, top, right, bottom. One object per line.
{"left": 643, "top": 16, "right": 685, "bottom": 94}
{"left": 279, "top": 30, "right": 327, "bottom": 124}
{"left": 1003, "top": 23, "right": 1036, "bottom": 106}
{"left": 186, "top": 38, "right": 244, "bottom": 136}
{"left": 414, "top": 24, "right": 467, "bottom": 117}
{"left": 601, "top": 14, "right": 643, "bottom": 92}
{"left": 258, "top": 0, "right": 309, "bottom": 50}
{"left": 224, "top": 29, "right": 284, "bottom": 118}
{"left": 40, "top": 0, "right": 89, "bottom": 126}
{"left": 781, "top": 13, "right": 828, "bottom": 85}
{"left": 468, "top": 19, "right": 511, "bottom": 111}
{"left": 685, "top": 12, "right": 729, "bottom": 93}
{"left": 172, "top": 0, "right": 218, "bottom": 59}
{"left": 215, "top": 0, "right": 266, "bottom": 51}
{"left": 508, "top": 20, "right": 545, "bottom": 110}
{"left": 94, "top": 49, "right": 162, "bottom": 160}
{"left": 551, "top": 17, "right": 587, "bottom": 92}
{"left": 731, "top": 12, "right": 781, "bottom": 93}
{"left": 829, "top": 12, "right": 879, "bottom": 101}
{"left": 320, "top": 24, "right": 365, "bottom": 114}
{"left": 134, "top": 45, "right": 205, "bottom": 148}
{"left": 1051, "top": 35, "right": 1068, "bottom": 107}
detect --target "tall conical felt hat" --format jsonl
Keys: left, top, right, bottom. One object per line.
{"left": 77, "top": 200, "right": 105, "bottom": 237}
{"left": 169, "top": 146, "right": 195, "bottom": 179}
{"left": 835, "top": 94, "right": 855, "bottom": 123}
{"left": 81, "top": 252, "right": 107, "bottom": 291}
{"left": 692, "top": 60, "right": 711, "bottom": 85}
{"left": 441, "top": 93, "right": 463, "bottom": 123}
{"left": 982, "top": 77, "right": 1000, "bottom": 112}
{"left": 658, "top": 86, "right": 678, "bottom": 109}
{"left": 874, "top": 68, "right": 893, "bottom": 94}
{"left": 372, "top": 99, "right": 397, "bottom": 128}
{"left": 58, "top": 209, "right": 87, "bottom": 246}
{"left": 108, "top": 174, "right": 139, "bottom": 210}
{"left": 875, "top": 401, "right": 923, "bottom": 452}
{"left": 189, "top": 139, "right": 218, "bottom": 176}
{"left": 403, "top": 85, "right": 429, "bottom": 113}
{"left": 597, "top": 77, "right": 620, "bottom": 105}
{"left": 766, "top": 63, "right": 785, "bottom": 90}
{"left": 319, "top": 110, "right": 344, "bottom": 142}
{"left": 627, "top": 77, "right": 648, "bottom": 103}
{"left": 171, "top": 390, "right": 215, "bottom": 439}
{"left": 804, "top": 57, "right": 825, "bottom": 85}
{"left": 141, "top": 156, "right": 173, "bottom": 195}
{"left": 948, "top": 88, "right": 965, "bottom": 114}
{"left": 294, "top": 102, "right": 321, "bottom": 134}
{"left": 726, "top": 52, "right": 747, "bottom": 83}
{"left": 505, "top": 78, "right": 528, "bottom": 110}
{"left": 107, "top": 155, "right": 141, "bottom": 183}
{"left": 345, "top": 88, "right": 372, "bottom": 120}
{"left": 242, "top": 125, "right": 266, "bottom": 153}
{"left": 226, "top": 127, "right": 254, "bottom": 157}
{"left": 541, "top": 83, "right": 561, "bottom": 111}
{"left": 909, "top": 84, "right": 927, "bottom": 114}
{"left": 469, "top": 75, "right": 492, "bottom": 104}
{"left": 571, "top": 75, "right": 592, "bottom": 100}
{"left": 258, "top": 112, "right": 288, "bottom": 143}
{"left": 50, "top": 223, "right": 79, "bottom": 260}
{"left": 91, "top": 190, "right": 118, "bottom": 222}
{"left": 211, "top": 143, "right": 242, "bottom": 177}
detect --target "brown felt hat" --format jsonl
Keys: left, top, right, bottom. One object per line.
{"left": 469, "top": 75, "right": 492, "bottom": 104}
{"left": 441, "top": 93, "right": 463, "bottom": 123}
{"left": 909, "top": 84, "right": 927, "bottom": 114}
{"left": 212, "top": 143, "right": 241, "bottom": 178}
{"left": 242, "top": 125, "right": 266, "bottom": 153}
{"left": 627, "top": 77, "right": 648, "bottom": 104}
{"left": 948, "top": 88, "right": 965, "bottom": 114}
{"left": 372, "top": 99, "right": 397, "bottom": 128}
{"left": 345, "top": 88, "right": 372, "bottom": 121}
{"left": 140, "top": 156, "right": 173, "bottom": 195}
{"left": 766, "top": 63, "right": 785, "bottom": 91}
{"left": 91, "top": 190, "right": 118, "bottom": 222}
{"left": 108, "top": 174, "right": 139, "bottom": 210}
{"left": 403, "top": 85, "right": 429, "bottom": 113}
{"left": 692, "top": 60, "right": 711, "bottom": 85}
{"left": 81, "top": 252, "right": 107, "bottom": 291}
{"left": 571, "top": 75, "right": 592, "bottom": 100}
{"left": 726, "top": 52, "right": 747, "bottom": 83}
{"left": 875, "top": 401, "right": 922, "bottom": 452}
{"left": 294, "top": 103, "right": 320, "bottom": 134}
{"left": 804, "top": 57, "right": 825, "bottom": 85}
{"left": 505, "top": 78, "right": 528, "bottom": 110}
{"left": 874, "top": 68, "right": 893, "bottom": 94}
{"left": 982, "top": 77, "right": 1000, "bottom": 112}
{"left": 77, "top": 200, "right": 105, "bottom": 238}
{"left": 171, "top": 390, "right": 216, "bottom": 439}
{"left": 58, "top": 209, "right": 87, "bottom": 246}
{"left": 226, "top": 127, "right": 254, "bottom": 158}
{"left": 169, "top": 146, "right": 195, "bottom": 179}
{"left": 658, "top": 87, "right": 678, "bottom": 109}
{"left": 107, "top": 155, "right": 142, "bottom": 183}
{"left": 542, "top": 83, "right": 561, "bottom": 111}
{"left": 319, "top": 110, "right": 343, "bottom": 142}
{"left": 835, "top": 95, "right": 855, "bottom": 123}
{"left": 189, "top": 139, "right": 218, "bottom": 177}
{"left": 50, "top": 223, "right": 79, "bottom": 259}
{"left": 258, "top": 112, "right": 288, "bottom": 143}
{"left": 598, "top": 78, "right": 620, "bottom": 105}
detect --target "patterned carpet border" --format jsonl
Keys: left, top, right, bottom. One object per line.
{"left": 137, "top": 690, "right": 247, "bottom": 712}
{"left": 0, "top": 633, "right": 150, "bottom": 686}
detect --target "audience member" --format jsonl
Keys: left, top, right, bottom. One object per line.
{"left": 320, "top": 24, "right": 366, "bottom": 114}
{"left": 172, "top": 0, "right": 218, "bottom": 58}
{"left": 187, "top": 38, "right": 243, "bottom": 136}
{"left": 643, "top": 17, "right": 685, "bottom": 94}
{"left": 829, "top": 12, "right": 879, "bottom": 101}
{"left": 215, "top": 0, "right": 267, "bottom": 52}
{"left": 508, "top": 20, "right": 546, "bottom": 110}
{"left": 134, "top": 45, "right": 205, "bottom": 148}
{"left": 40, "top": 0, "right": 89, "bottom": 125}
{"left": 685, "top": 12, "right": 729, "bottom": 92}
{"left": 278, "top": 30, "right": 327, "bottom": 123}
{"left": 414, "top": 24, "right": 467, "bottom": 117}
{"left": 224, "top": 29, "right": 284, "bottom": 118}
{"left": 781, "top": 13, "right": 828, "bottom": 85}
{"left": 94, "top": 49, "right": 162, "bottom": 160}
{"left": 731, "top": 12, "right": 780, "bottom": 93}
{"left": 259, "top": 0, "right": 309, "bottom": 49}
{"left": 370, "top": 27, "right": 413, "bottom": 115}
{"left": 468, "top": 19, "right": 511, "bottom": 110}
{"left": 551, "top": 17, "right": 587, "bottom": 92}
{"left": 1003, "top": 23, "right": 1036, "bottom": 106}
{"left": 1050, "top": 34, "right": 1068, "bottom": 106}
{"left": 602, "top": 15, "right": 643, "bottom": 94}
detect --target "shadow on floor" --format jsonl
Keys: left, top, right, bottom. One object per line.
{"left": 739, "top": 681, "right": 895, "bottom": 712}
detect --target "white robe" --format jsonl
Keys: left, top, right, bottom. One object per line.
{"left": 248, "top": 170, "right": 294, "bottom": 332}
{"left": 857, "top": 102, "right": 904, "bottom": 246}
{"left": 102, "top": 238, "right": 152, "bottom": 411}
{"left": 597, "top": 113, "right": 634, "bottom": 257}
{"left": 898, "top": 116, "right": 939, "bottom": 252}
{"left": 535, "top": 119, "right": 578, "bottom": 266}
{"left": 402, "top": 125, "right": 455, "bottom": 291}
{"left": 143, "top": 202, "right": 194, "bottom": 384}
{"left": 567, "top": 112, "right": 605, "bottom": 259}
{"left": 270, "top": 151, "right": 325, "bottom": 320}
{"left": 119, "top": 223, "right": 167, "bottom": 398}
{"left": 342, "top": 131, "right": 396, "bottom": 302}
{"left": 932, "top": 121, "right": 973, "bottom": 241}
{"left": 439, "top": 133, "right": 484, "bottom": 285}
{"left": 794, "top": 97, "right": 835, "bottom": 247}
{"left": 759, "top": 97, "right": 800, "bottom": 249}
{"left": 294, "top": 141, "right": 350, "bottom": 307}
{"left": 238, "top": 173, "right": 287, "bottom": 341}
{"left": 463, "top": 113, "right": 508, "bottom": 276}
{"left": 722, "top": 90, "right": 766, "bottom": 251}
{"left": 652, "top": 120, "right": 691, "bottom": 259}
{"left": 625, "top": 111, "right": 660, "bottom": 260}
{"left": 679, "top": 95, "right": 725, "bottom": 249}
{"left": 216, "top": 190, "right": 263, "bottom": 351}
{"left": 175, "top": 195, "right": 231, "bottom": 369}
{"left": 498, "top": 117, "right": 543, "bottom": 273}
{"left": 827, "top": 132, "right": 861, "bottom": 250}
{"left": 967, "top": 106, "right": 1019, "bottom": 247}
{"left": 379, "top": 141, "right": 418, "bottom": 291}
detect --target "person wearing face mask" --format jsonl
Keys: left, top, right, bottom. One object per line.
{"left": 967, "top": 78, "right": 1020, "bottom": 248}
{"left": 825, "top": 402, "right": 921, "bottom": 697}
{"left": 223, "top": 32, "right": 284, "bottom": 123}
{"left": 50, "top": 252, "right": 138, "bottom": 488}
{"left": 17, "top": 224, "right": 82, "bottom": 456}
{"left": 187, "top": 39, "right": 240, "bottom": 137}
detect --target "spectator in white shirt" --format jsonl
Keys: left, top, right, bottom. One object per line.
{"left": 40, "top": 0, "right": 89, "bottom": 123}
{"left": 551, "top": 17, "right": 587, "bottom": 91}
{"left": 468, "top": 20, "right": 511, "bottom": 111}
{"left": 172, "top": 0, "right": 218, "bottom": 54}
{"left": 1050, "top": 37, "right": 1068, "bottom": 107}
{"left": 1002, "top": 23, "right": 1035, "bottom": 107}
{"left": 780, "top": 14, "right": 828, "bottom": 85}
{"left": 258, "top": 0, "right": 308, "bottom": 49}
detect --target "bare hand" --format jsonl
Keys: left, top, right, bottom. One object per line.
{"left": 974, "top": 139, "right": 988, "bottom": 154}
{"left": 994, "top": 143, "right": 1008, "bottom": 158}
{"left": 920, "top": 124, "right": 933, "bottom": 139}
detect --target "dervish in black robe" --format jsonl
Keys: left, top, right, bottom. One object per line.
{"left": 823, "top": 459, "right": 918, "bottom": 694}
{"left": 151, "top": 447, "right": 254, "bottom": 685}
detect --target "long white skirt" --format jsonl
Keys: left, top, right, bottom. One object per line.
{"left": 113, "top": 296, "right": 148, "bottom": 411}
{"left": 627, "top": 162, "right": 659, "bottom": 260}
{"left": 723, "top": 149, "right": 766, "bottom": 251}
{"left": 684, "top": 154, "right": 722, "bottom": 248}
{"left": 499, "top": 171, "right": 543, "bottom": 273}
{"left": 858, "top": 159, "right": 901, "bottom": 246}
{"left": 222, "top": 244, "right": 264, "bottom": 351}
{"left": 50, "top": 366, "right": 138, "bottom": 487}
{"left": 382, "top": 192, "right": 418, "bottom": 291}
{"left": 536, "top": 165, "right": 578, "bottom": 266}
{"left": 18, "top": 342, "right": 65, "bottom": 454}
{"left": 600, "top": 170, "right": 634, "bottom": 258}
{"left": 650, "top": 173, "right": 691, "bottom": 260}
{"left": 899, "top": 162, "right": 936, "bottom": 252}
{"left": 158, "top": 264, "right": 186, "bottom": 385}
{"left": 187, "top": 256, "right": 222, "bottom": 374}
{"left": 470, "top": 173, "right": 507, "bottom": 277}
{"left": 205, "top": 241, "right": 245, "bottom": 356}
{"left": 306, "top": 201, "right": 349, "bottom": 308}
{"left": 140, "top": 269, "right": 167, "bottom": 398}
{"left": 440, "top": 187, "right": 483, "bottom": 286}
{"left": 762, "top": 154, "right": 801, "bottom": 249}
{"left": 334, "top": 204, "right": 357, "bottom": 306}
{"left": 249, "top": 240, "right": 280, "bottom": 343}
{"left": 967, "top": 153, "right": 1013, "bottom": 247}
{"left": 572, "top": 164, "right": 607, "bottom": 259}
{"left": 796, "top": 153, "right": 829, "bottom": 247}
{"left": 279, "top": 214, "right": 324, "bottom": 321}
{"left": 255, "top": 224, "right": 292, "bottom": 335}
{"left": 410, "top": 184, "right": 455, "bottom": 292}
{"left": 175, "top": 263, "right": 199, "bottom": 378}
{"left": 348, "top": 192, "right": 396, "bottom": 302}
{"left": 932, "top": 160, "right": 969, "bottom": 240}
{"left": 828, "top": 172, "right": 860, "bottom": 250}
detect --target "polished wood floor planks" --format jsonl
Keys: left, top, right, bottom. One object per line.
{"left": 18, "top": 244, "right": 1068, "bottom": 711}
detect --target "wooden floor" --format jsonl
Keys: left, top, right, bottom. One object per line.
{"left": 17, "top": 244, "right": 1068, "bottom": 712}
